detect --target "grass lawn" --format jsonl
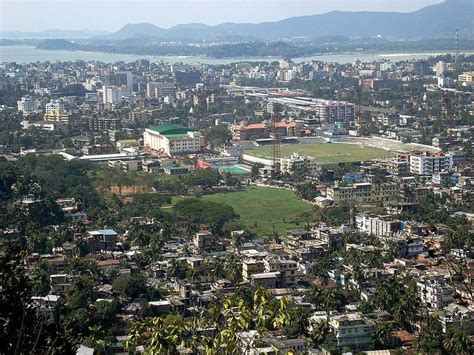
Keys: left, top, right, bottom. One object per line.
{"left": 172, "top": 186, "right": 313, "bottom": 237}
{"left": 245, "top": 143, "right": 395, "bottom": 163}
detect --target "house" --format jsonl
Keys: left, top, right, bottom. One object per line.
{"left": 84, "top": 229, "right": 119, "bottom": 252}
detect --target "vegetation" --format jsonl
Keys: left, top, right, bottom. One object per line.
{"left": 245, "top": 143, "right": 395, "bottom": 164}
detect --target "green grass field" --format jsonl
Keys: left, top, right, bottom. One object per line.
{"left": 245, "top": 143, "right": 395, "bottom": 163}
{"left": 172, "top": 186, "right": 312, "bottom": 237}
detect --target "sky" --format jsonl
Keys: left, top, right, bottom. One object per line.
{"left": 1, "top": 0, "right": 444, "bottom": 32}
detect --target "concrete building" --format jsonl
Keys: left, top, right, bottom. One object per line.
{"left": 410, "top": 152, "right": 453, "bottom": 175}
{"left": 327, "top": 182, "right": 398, "bottom": 205}
{"left": 144, "top": 124, "right": 201, "bottom": 155}
{"left": 325, "top": 312, "right": 374, "bottom": 349}
{"left": 263, "top": 257, "right": 298, "bottom": 287}
{"left": 458, "top": 71, "right": 474, "bottom": 85}
{"left": 417, "top": 274, "right": 454, "bottom": 311}
{"left": 355, "top": 214, "right": 402, "bottom": 238}
{"left": 45, "top": 99, "right": 65, "bottom": 115}
{"left": 279, "top": 153, "right": 318, "bottom": 176}
{"left": 17, "top": 96, "right": 37, "bottom": 114}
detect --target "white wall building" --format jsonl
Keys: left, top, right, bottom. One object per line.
{"left": 45, "top": 99, "right": 65, "bottom": 114}
{"left": 144, "top": 124, "right": 201, "bottom": 155}
{"left": 17, "top": 97, "right": 37, "bottom": 114}
{"left": 410, "top": 153, "right": 453, "bottom": 175}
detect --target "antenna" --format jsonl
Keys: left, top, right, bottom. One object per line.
{"left": 271, "top": 114, "right": 281, "bottom": 171}
{"left": 455, "top": 29, "right": 460, "bottom": 67}
{"left": 356, "top": 81, "right": 363, "bottom": 127}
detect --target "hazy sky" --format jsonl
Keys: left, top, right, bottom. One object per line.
{"left": 1, "top": 0, "right": 444, "bottom": 32}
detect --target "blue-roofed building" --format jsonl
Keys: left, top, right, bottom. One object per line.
{"left": 85, "top": 229, "right": 118, "bottom": 251}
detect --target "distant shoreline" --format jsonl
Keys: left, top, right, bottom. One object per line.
{"left": 2, "top": 45, "right": 473, "bottom": 64}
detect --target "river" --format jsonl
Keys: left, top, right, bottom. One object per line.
{"left": 0, "top": 45, "right": 470, "bottom": 65}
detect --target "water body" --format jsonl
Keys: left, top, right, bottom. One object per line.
{"left": 1, "top": 45, "right": 471, "bottom": 65}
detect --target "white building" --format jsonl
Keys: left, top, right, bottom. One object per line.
{"left": 410, "top": 152, "right": 453, "bottom": 175}
{"left": 17, "top": 97, "right": 37, "bottom": 114}
{"left": 417, "top": 274, "right": 454, "bottom": 310}
{"left": 102, "top": 85, "right": 127, "bottom": 104}
{"left": 45, "top": 99, "right": 65, "bottom": 114}
{"left": 434, "top": 61, "right": 447, "bottom": 76}
{"left": 144, "top": 124, "right": 201, "bottom": 155}
{"left": 355, "top": 214, "right": 401, "bottom": 238}
{"left": 280, "top": 153, "right": 318, "bottom": 176}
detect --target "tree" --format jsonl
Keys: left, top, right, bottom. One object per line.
{"left": 205, "top": 125, "right": 232, "bottom": 149}
{"left": 443, "top": 329, "right": 470, "bottom": 355}
{"left": 415, "top": 315, "right": 444, "bottom": 353}
{"left": 372, "top": 322, "right": 401, "bottom": 350}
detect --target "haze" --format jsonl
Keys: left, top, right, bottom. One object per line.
{"left": 1, "top": 0, "right": 443, "bottom": 32}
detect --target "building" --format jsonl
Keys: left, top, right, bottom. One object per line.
{"left": 327, "top": 182, "right": 398, "bottom": 205}
{"left": 242, "top": 259, "right": 265, "bottom": 282}
{"left": 112, "top": 71, "right": 133, "bottom": 89}
{"left": 144, "top": 124, "right": 201, "bottom": 155}
{"left": 355, "top": 214, "right": 402, "bottom": 238}
{"left": 457, "top": 71, "right": 474, "bottom": 85}
{"left": 409, "top": 152, "right": 453, "bottom": 175}
{"left": 147, "top": 82, "right": 176, "bottom": 99}
{"left": 266, "top": 97, "right": 355, "bottom": 123}
{"left": 231, "top": 121, "right": 302, "bottom": 141}
{"left": 86, "top": 116, "right": 121, "bottom": 132}
{"left": 45, "top": 99, "right": 65, "bottom": 115}
{"left": 263, "top": 257, "right": 298, "bottom": 287}
{"left": 325, "top": 312, "right": 374, "bottom": 349}
{"left": 417, "top": 274, "right": 454, "bottom": 310}
{"left": 84, "top": 229, "right": 119, "bottom": 252}
{"left": 17, "top": 96, "right": 37, "bottom": 114}
{"left": 279, "top": 153, "right": 318, "bottom": 176}
{"left": 103, "top": 85, "right": 128, "bottom": 104}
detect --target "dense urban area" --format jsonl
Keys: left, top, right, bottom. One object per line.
{"left": 0, "top": 51, "right": 473, "bottom": 355}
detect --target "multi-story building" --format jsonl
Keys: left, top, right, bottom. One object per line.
{"left": 327, "top": 182, "right": 398, "bottom": 205}
{"left": 86, "top": 116, "right": 121, "bottom": 132}
{"left": 279, "top": 153, "right": 318, "bottom": 176}
{"left": 146, "top": 82, "right": 176, "bottom": 99}
{"left": 410, "top": 152, "right": 453, "bottom": 175}
{"left": 263, "top": 257, "right": 298, "bottom": 287}
{"left": 355, "top": 214, "right": 402, "bottom": 238}
{"left": 326, "top": 313, "right": 374, "bottom": 349}
{"left": 458, "top": 71, "right": 474, "bottom": 85}
{"left": 266, "top": 97, "right": 355, "bottom": 123}
{"left": 102, "top": 85, "right": 128, "bottom": 104}
{"left": 417, "top": 274, "right": 455, "bottom": 310}
{"left": 144, "top": 124, "right": 201, "bottom": 155}
{"left": 379, "top": 157, "right": 410, "bottom": 176}
{"left": 242, "top": 259, "right": 265, "bottom": 282}
{"left": 45, "top": 99, "right": 65, "bottom": 115}
{"left": 17, "top": 96, "right": 37, "bottom": 114}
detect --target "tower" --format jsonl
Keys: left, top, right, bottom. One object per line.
{"left": 271, "top": 115, "right": 281, "bottom": 170}
{"left": 455, "top": 29, "right": 460, "bottom": 67}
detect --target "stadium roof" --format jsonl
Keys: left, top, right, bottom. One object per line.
{"left": 148, "top": 124, "right": 196, "bottom": 136}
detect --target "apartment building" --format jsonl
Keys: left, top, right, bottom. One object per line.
{"left": 279, "top": 153, "right": 318, "bottom": 176}
{"left": 327, "top": 182, "right": 398, "bottom": 205}
{"left": 327, "top": 313, "right": 374, "bottom": 349}
{"left": 355, "top": 214, "right": 402, "bottom": 238}
{"left": 410, "top": 152, "right": 453, "bottom": 175}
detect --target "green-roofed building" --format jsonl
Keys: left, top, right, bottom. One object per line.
{"left": 144, "top": 124, "right": 201, "bottom": 155}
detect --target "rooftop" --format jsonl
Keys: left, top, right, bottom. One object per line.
{"left": 147, "top": 124, "right": 196, "bottom": 136}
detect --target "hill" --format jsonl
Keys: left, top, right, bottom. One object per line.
{"left": 102, "top": 0, "right": 472, "bottom": 40}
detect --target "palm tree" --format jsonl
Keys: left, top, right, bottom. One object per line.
{"left": 443, "top": 329, "right": 470, "bottom": 355}
{"left": 372, "top": 322, "right": 401, "bottom": 350}
{"left": 310, "top": 320, "right": 330, "bottom": 347}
